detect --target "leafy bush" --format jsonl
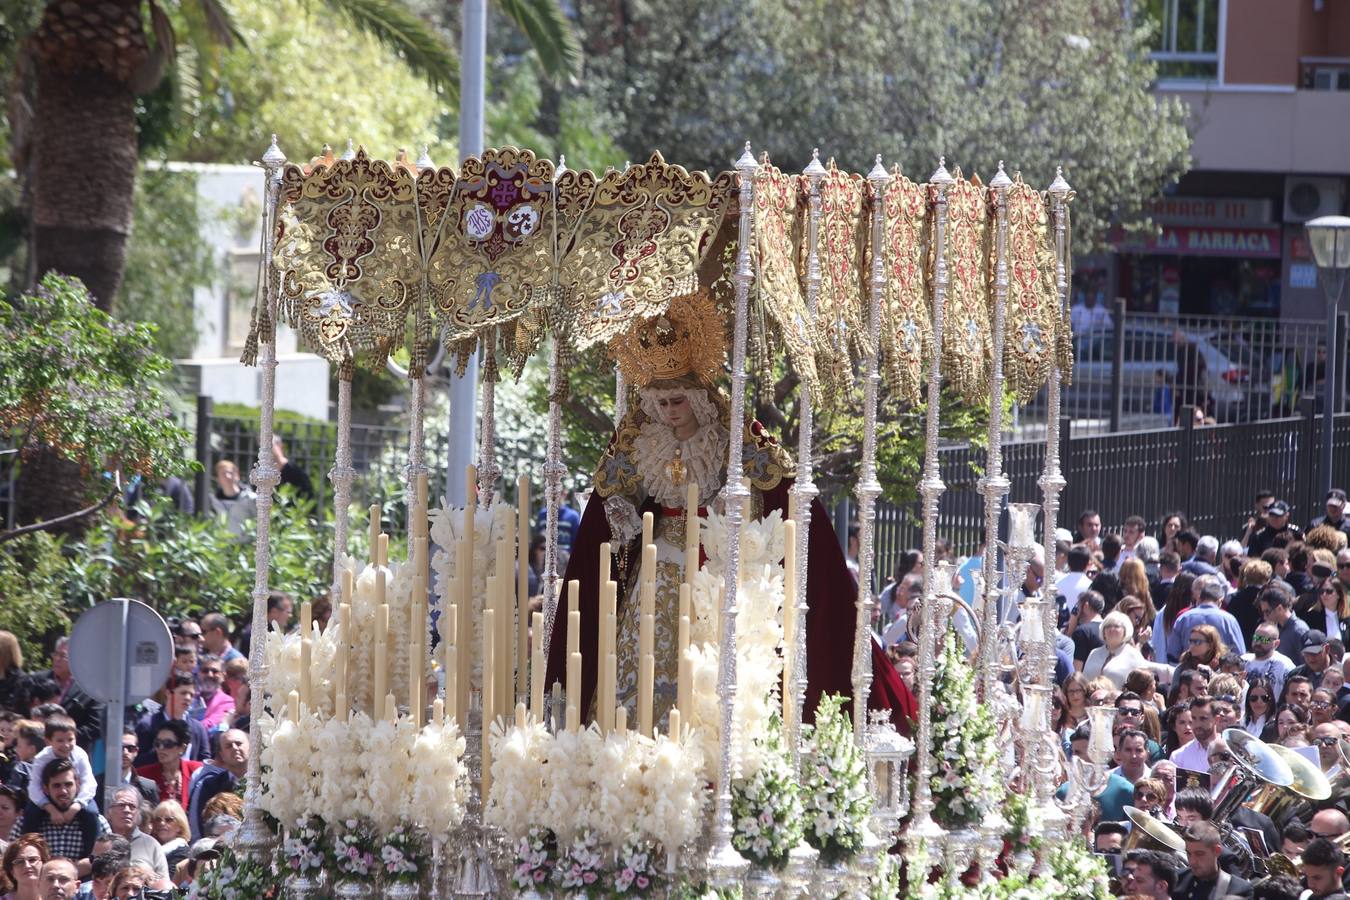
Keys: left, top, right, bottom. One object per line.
{"left": 0, "top": 531, "right": 72, "bottom": 667}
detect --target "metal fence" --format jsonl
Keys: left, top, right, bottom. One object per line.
{"left": 874, "top": 406, "right": 1350, "bottom": 577}
{"left": 1013, "top": 306, "right": 1347, "bottom": 436}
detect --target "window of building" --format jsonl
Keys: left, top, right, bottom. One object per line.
{"left": 1139, "top": 0, "right": 1220, "bottom": 81}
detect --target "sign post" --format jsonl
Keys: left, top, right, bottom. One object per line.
{"left": 68, "top": 599, "right": 173, "bottom": 812}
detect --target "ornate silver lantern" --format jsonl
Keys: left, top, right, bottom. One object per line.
{"left": 864, "top": 709, "right": 915, "bottom": 837}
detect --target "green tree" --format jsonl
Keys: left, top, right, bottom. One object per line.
{"left": 8, "top": 0, "right": 579, "bottom": 312}
{"left": 575, "top": 0, "right": 1190, "bottom": 247}
{"left": 0, "top": 275, "right": 195, "bottom": 539}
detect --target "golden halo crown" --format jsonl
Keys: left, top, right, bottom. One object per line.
{"left": 611, "top": 288, "right": 725, "bottom": 389}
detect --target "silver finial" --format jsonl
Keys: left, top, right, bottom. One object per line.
{"left": 556, "top": 154, "right": 567, "bottom": 175}
{"left": 735, "top": 142, "right": 757, "bottom": 170}
{"left": 803, "top": 148, "right": 826, "bottom": 179}
{"left": 261, "top": 134, "right": 286, "bottom": 167}
{"left": 1049, "top": 165, "right": 1071, "bottom": 196}
{"left": 340, "top": 139, "right": 356, "bottom": 161}
{"left": 930, "top": 156, "right": 953, "bottom": 184}
{"left": 990, "top": 160, "right": 1012, "bottom": 189}
{"left": 415, "top": 144, "right": 434, "bottom": 169}
{"left": 867, "top": 154, "right": 888, "bottom": 182}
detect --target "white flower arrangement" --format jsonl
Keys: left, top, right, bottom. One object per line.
{"left": 332, "top": 818, "right": 380, "bottom": 883}
{"left": 488, "top": 720, "right": 710, "bottom": 861}
{"left": 378, "top": 820, "right": 428, "bottom": 885}
{"left": 283, "top": 816, "right": 327, "bottom": 879}
{"left": 429, "top": 500, "right": 518, "bottom": 689}
{"left": 259, "top": 712, "right": 320, "bottom": 827}
{"left": 730, "top": 713, "right": 803, "bottom": 870}
{"left": 610, "top": 839, "right": 664, "bottom": 896}
{"left": 311, "top": 712, "right": 372, "bottom": 825}
{"left": 553, "top": 829, "right": 605, "bottom": 897}
{"left": 362, "top": 716, "right": 419, "bottom": 830}
{"left": 929, "top": 630, "right": 1003, "bottom": 831}
{"left": 800, "top": 693, "right": 871, "bottom": 864}
{"left": 409, "top": 718, "right": 469, "bottom": 835}
{"left": 186, "top": 843, "right": 279, "bottom": 899}
{"left": 686, "top": 509, "right": 788, "bottom": 781}
{"left": 542, "top": 725, "right": 603, "bottom": 842}
{"left": 512, "top": 826, "right": 558, "bottom": 891}
{"left": 486, "top": 717, "right": 553, "bottom": 839}
{"left": 337, "top": 552, "right": 427, "bottom": 714}
{"left": 263, "top": 616, "right": 342, "bottom": 719}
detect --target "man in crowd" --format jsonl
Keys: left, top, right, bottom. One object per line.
{"left": 1182, "top": 535, "right": 1221, "bottom": 577}
{"left": 1092, "top": 821, "right": 1126, "bottom": 853}
{"left": 1110, "top": 728, "right": 1152, "bottom": 785}
{"left": 1069, "top": 590, "right": 1105, "bottom": 670}
{"left": 21, "top": 759, "right": 109, "bottom": 877}
{"left": 1260, "top": 582, "right": 1310, "bottom": 661}
{"left": 879, "top": 574, "right": 921, "bottom": 648}
{"left": 104, "top": 786, "right": 168, "bottom": 883}
{"left": 39, "top": 858, "right": 80, "bottom": 900}
{"left": 1243, "top": 622, "right": 1296, "bottom": 699}
{"left": 1171, "top": 696, "right": 1221, "bottom": 771}
{"left": 191, "top": 656, "right": 234, "bottom": 733}
{"left": 1121, "top": 849, "right": 1177, "bottom": 900}
{"left": 1174, "top": 821, "right": 1253, "bottom": 899}
{"left": 1251, "top": 499, "right": 1302, "bottom": 556}
{"left": 1301, "top": 837, "right": 1349, "bottom": 900}
{"left": 187, "top": 729, "right": 248, "bottom": 840}
{"left": 239, "top": 591, "right": 292, "bottom": 658}
{"left": 200, "top": 612, "right": 244, "bottom": 664}
{"left": 1314, "top": 722, "right": 1345, "bottom": 773}
{"left": 1169, "top": 576, "right": 1247, "bottom": 660}
{"left": 134, "top": 675, "right": 210, "bottom": 766}
{"left": 1057, "top": 544, "right": 1093, "bottom": 618}
{"left": 1120, "top": 515, "right": 1147, "bottom": 562}
{"left": 99, "top": 728, "right": 157, "bottom": 806}
{"left": 1294, "top": 630, "right": 1334, "bottom": 689}
{"left": 1076, "top": 508, "right": 1102, "bottom": 551}
{"left": 1312, "top": 489, "right": 1350, "bottom": 540}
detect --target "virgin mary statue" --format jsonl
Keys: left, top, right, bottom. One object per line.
{"left": 546, "top": 288, "right": 915, "bottom": 733}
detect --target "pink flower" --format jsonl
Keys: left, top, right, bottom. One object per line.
{"left": 583, "top": 872, "right": 598, "bottom": 884}
{"left": 534, "top": 870, "right": 547, "bottom": 883}
{"left": 636, "top": 876, "right": 650, "bottom": 888}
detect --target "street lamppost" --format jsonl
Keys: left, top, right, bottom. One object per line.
{"left": 1306, "top": 215, "right": 1350, "bottom": 497}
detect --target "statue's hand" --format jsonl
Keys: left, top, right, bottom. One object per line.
{"left": 604, "top": 495, "right": 642, "bottom": 543}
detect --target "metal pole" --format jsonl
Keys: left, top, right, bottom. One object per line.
{"left": 1110, "top": 298, "right": 1126, "bottom": 433}
{"left": 102, "top": 598, "right": 128, "bottom": 814}
{"left": 194, "top": 395, "right": 213, "bottom": 516}
{"left": 446, "top": 0, "right": 487, "bottom": 507}
{"left": 1323, "top": 296, "right": 1339, "bottom": 497}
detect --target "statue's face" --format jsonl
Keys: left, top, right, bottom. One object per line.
{"left": 655, "top": 392, "right": 697, "bottom": 433}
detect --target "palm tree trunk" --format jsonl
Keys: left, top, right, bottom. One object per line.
{"left": 29, "top": 0, "right": 144, "bottom": 311}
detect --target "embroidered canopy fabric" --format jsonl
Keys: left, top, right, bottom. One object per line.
{"left": 258, "top": 146, "right": 1070, "bottom": 405}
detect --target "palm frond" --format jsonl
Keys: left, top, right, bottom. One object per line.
{"left": 194, "top": 0, "right": 246, "bottom": 48}
{"left": 325, "top": 0, "right": 458, "bottom": 100}
{"left": 493, "top": 0, "right": 581, "bottom": 81}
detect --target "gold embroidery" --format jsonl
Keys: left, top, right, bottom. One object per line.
{"left": 939, "top": 173, "right": 992, "bottom": 404}
{"left": 751, "top": 163, "right": 818, "bottom": 390}
{"left": 878, "top": 169, "right": 931, "bottom": 406}
{"left": 812, "top": 161, "right": 868, "bottom": 409}
{"left": 1000, "top": 176, "right": 1063, "bottom": 403}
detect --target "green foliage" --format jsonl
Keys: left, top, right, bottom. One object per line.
{"left": 64, "top": 493, "right": 333, "bottom": 622}
{"left": 166, "top": 0, "right": 451, "bottom": 164}
{"left": 574, "top": 0, "right": 1190, "bottom": 248}
{"left": 0, "top": 531, "right": 73, "bottom": 667}
{"left": 800, "top": 693, "right": 871, "bottom": 864}
{"left": 0, "top": 274, "right": 195, "bottom": 500}
{"left": 117, "top": 166, "right": 219, "bottom": 359}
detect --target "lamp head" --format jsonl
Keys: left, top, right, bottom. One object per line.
{"left": 1306, "top": 215, "right": 1350, "bottom": 272}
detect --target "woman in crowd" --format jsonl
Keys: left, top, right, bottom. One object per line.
{"left": 1310, "top": 688, "right": 1338, "bottom": 727}
{"left": 1298, "top": 578, "right": 1350, "bottom": 644}
{"left": 1243, "top": 676, "right": 1276, "bottom": 738}
{"left": 150, "top": 799, "right": 192, "bottom": 869}
{"left": 1163, "top": 699, "right": 1194, "bottom": 756}
{"left": 0, "top": 635, "right": 23, "bottom": 716}
{"left": 1124, "top": 668, "right": 1165, "bottom": 714}
{"left": 1178, "top": 624, "right": 1226, "bottom": 673}
{"left": 0, "top": 835, "right": 48, "bottom": 900}
{"left": 1153, "top": 572, "right": 1197, "bottom": 663}
{"left": 1061, "top": 673, "right": 1091, "bottom": 733}
{"left": 109, "top": 864, "right": 154, "bottom": 899}
{"left": 135, "top": 720, "right": 203, "bottom": 808}
{"left": 1050, "top": 686, "right": 1072, "bottom": 737}
{"left": 1117, "top": 590, "right": 1154, "bottom": 652}
{"left": 1082, "top": 611, "right": 1147, "bottom": 688}
{"left": 1159, "top": 512, "right": 1188, "bottom": 554}
{"left": 1273, "top": 702, "right": 1310, "bottom": 744}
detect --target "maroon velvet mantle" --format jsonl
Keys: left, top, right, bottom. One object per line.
{"left": 544, "top": 476, "right": 916, "bottom": 735}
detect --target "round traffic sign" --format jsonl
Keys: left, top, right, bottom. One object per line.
{"left": 69, "top": 598, "right": 174, "bottom": 704}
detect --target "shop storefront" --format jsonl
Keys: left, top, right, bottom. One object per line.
{"left": 1107, "top": 196, "right": 1284, "bottom": 317}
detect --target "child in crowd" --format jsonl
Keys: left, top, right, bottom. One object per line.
{"left": 24, "top": 715, "right": 96, "bottom": 822}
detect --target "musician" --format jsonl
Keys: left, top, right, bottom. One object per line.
{"left": 1300, "top": 837, "right": 1350, "bottom": 900}
{"left": 1120, "top": 849, "right": 1177, "bottom": 900}
{"left": 1206, "top": 738, "right": 1280, "bottom": 863}
{"left": 1175, "top": 821, "right": 1254, "bottom": 899}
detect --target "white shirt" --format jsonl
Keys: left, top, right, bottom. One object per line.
{"left": 1242, "top": 650, "right": 1296, "bottom": 700}
{"left": 1169, "top": 737, "right": 1213, "bottom": 773}
{"left": 1058, "top": 571, "right": 1092, "bottom": 613}
{"left": 26, "top": 745, "right": 96, "bottom": 809}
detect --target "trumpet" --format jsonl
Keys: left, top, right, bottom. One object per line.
{"left": 1247, "top": 742, "right": 1333, "bottom": 829}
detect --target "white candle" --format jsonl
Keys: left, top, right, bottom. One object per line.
{"left": 566, "top": 703, "right": 579, "bottom": 733}
{"left": 568, "top": 610, "right": 581, "bottom": 658}
{"left": 567, "top": 651, "right": 583, "bottom": 732}
{"left": 377, "top": 533, "right": 389, "bottom": 569}
{"left": 483, "top": 609, "right": 495, "bottom": 796}
{"left": 552, "top": 681, "right": 562, "bottom": 732}
{"left": 568, "top": 578, "right": 580, "bottom": 618}
{"left": 517, "top": 475, "right": 530, "bottom": 697}
{"left": 516, "top": 701, "right": 527, "bottom": 728}
{"left": 678, "top": 652, "right": 692, "bottom": 721}
{"left": 639, "top": 654, "right": 654, "bottom": 737}
{"left": 432, "top": 697, "right": 444, "bottom": 727}
{"left": 368, "top": 503, "right": 380, "bottom": 562}
{"left": 385, "top": 692, "right": 397, "bottom": 723}
{"left": 602, "top": 652, "right": 616, "bottom": 734}
{"left": 335, "top": 689, "right": 347, "bottom": 723}
{"left": 531, "top": 612, "right": 545, "bottom": 720}
{"left": 1009, "top": 503, "right": 1038, "bottom": 549}
{"left": 782, "top": 520, "right": 797, "bottom": 723}
{"left": 299, "top": 637, "right": 312, "bottom": 709}
{"left": 1020, "top": 686, "right": 1047, "bottom": 732}
{"left": 667, "top": 708, "right": 681, "bottom": 740}
{"left": 685, "top": 481, "right": 700, "bottom": 584}
{"left": 287, "top": 690, "right": 300, "bottom": 723}
{"left": 599, "top": 542, "right": 611, "bottom": 588}
{"left": 445, "top": 645, "right": 458, "bottom": 724}
{"left": 373, "top": 603, "right": 389, "bottom": 717}
{"left": 641, "top": 511, "right": 654, "bottom": 556}
{"left": 615, "top": 705, "right": 627, "bottom": 735}
{"left": 300, "top": 601, "right": 313, "bottom": 639}
{"left": 336, "top": 602, "right": 350, "bottom": 703}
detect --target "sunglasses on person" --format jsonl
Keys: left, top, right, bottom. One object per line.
{"left": 1311, "top": 700, "right": 1333, "bottom": 709}
{"left": 1189, "top": 636, "right": 1211, "bottom": 645}
{"left": 1340, "top": 562, "right": 1350, "bottom": 569}
{"left": 1253, "top": 635, "right": 1274, "bottom": 644}
{"left": 1314, "top": 736, "right": 1341, "bottom": 747}
{"left": 1322, "top": 587, "right": 1338, "bottom": 595}
{"left": 154, "top": 739, "right": 183, "bottom": 749}
{"left": 1115, "top": 705, "right": 1144, "bottom": 718}
{"left": 1134, "top": 790, "right": 1160, "bottom": 802}
{"left": 181, "top": 629, "right": 203, "bottom": 639}
{"left": 1249, "top": 693, "right": 1272, "bottom": 702}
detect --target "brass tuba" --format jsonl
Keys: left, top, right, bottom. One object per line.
{"left": 1247, "top": 742, "right": 1333, "bottom": 829}
{"left": 1123, "top": 805, "right": 1186, "bottom": 858}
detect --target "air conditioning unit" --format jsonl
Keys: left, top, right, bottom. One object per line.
{"left": 1284, "top": 176, "right": 1345, "bottom": 223}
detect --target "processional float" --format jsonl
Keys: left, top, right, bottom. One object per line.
{"left": 230, "top": 135, "right": 1097, "bottom": 898}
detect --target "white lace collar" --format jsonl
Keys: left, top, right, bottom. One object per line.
{"left": 632, "top": 418, "right": 729, "bottom": 508}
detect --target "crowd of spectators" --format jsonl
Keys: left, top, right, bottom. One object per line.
{"left": 873, "top": 487, "right": 1350, "bottom": 898}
